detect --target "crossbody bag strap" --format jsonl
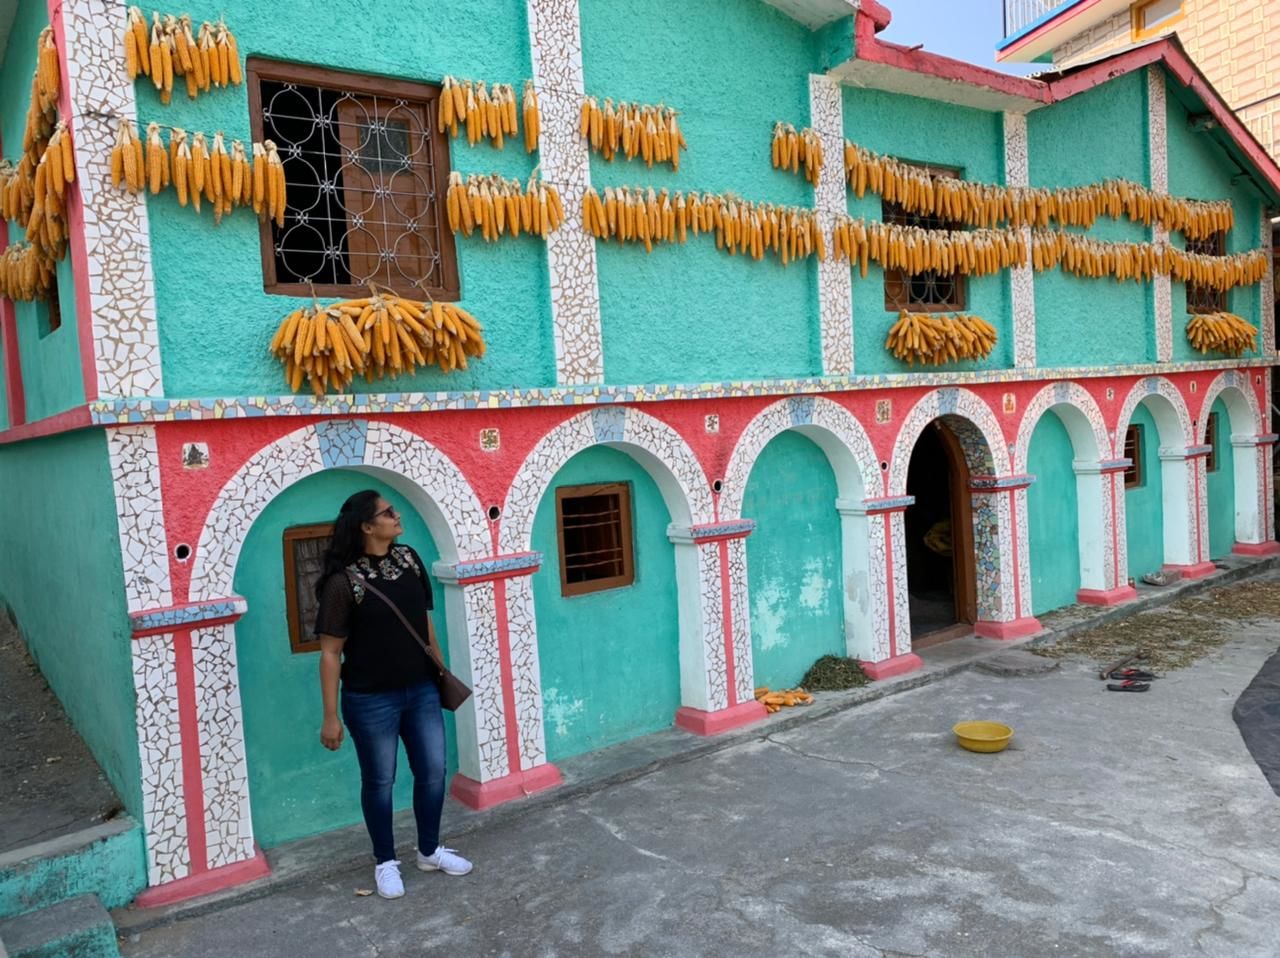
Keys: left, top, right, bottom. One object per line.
{"left": 347, "top": 570, "right": 446, "bottom": 673}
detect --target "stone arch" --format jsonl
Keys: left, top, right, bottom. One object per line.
{"left": 887, "top": 388, "right": 1010, "bottom": 496}
{"left": 1113, "top": 377, "right": 1193, "bottom": 455}
{"left": 190, "top": 419, "right": 490, "bottom": 602}
{"left": 1196, "top": 370, "right": 1268, "bottom": 549}
{"left": 499, "top": 406, "right": 713, "bottom": 554}
{"left": 1196, "top": 370, "right": 1262, "bottom": 441}
{"left": 718, "top": 396, "right": 881, "bottom": 519}
{"left": 1012, "top": 382, "right": 1109, "bottom": 474}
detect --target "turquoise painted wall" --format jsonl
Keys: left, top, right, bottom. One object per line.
{"left": 231, "top": 469, "right": 457, "bottom": 849}
{"left": 1125, "top": 404, "right": 1165, "bottom": 579}
{"left": 1025, "top": 412, "right": 1080, "bottom": 614}
{"left": 135, "top": 0, "right": 553, "bottom": 399}
{"left": 1205, "top": 396, "right": 1234, "bottom": 559}
{"left": 741, "top": 431, "right": 843, "bottom": 688}
{"left": 530, "top": 446, "right": 680, "bottom": 761}
{"left": 582, "top": 0, "right": 821, "bottom": 384}
{"left": 843, "top": 88, "right": 1012, "bottom": 375}
{"left": 0, "top": 430, "right": 141, "bottom": 818}
{"left": 0, "top": 821, "right": 146, "bottom": 918}
{"left": 1166, "top": 83, "right": 1265, "bottom": 362}
{"left": 1, "top": 0, "right": 84, "bottom": 422}
{"left": 1029, "top": 72, "right": 1153, "bottom": 368}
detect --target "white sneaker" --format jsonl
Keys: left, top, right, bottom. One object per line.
{"left": 374, "top": 860, "right": 405, "bottom": 899}
{"left": 416, "top": 846, "right": 473, "bottom": 876}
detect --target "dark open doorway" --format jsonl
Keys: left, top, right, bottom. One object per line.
{"left": 905, "top": 419, "right": 977, "bottom": 643}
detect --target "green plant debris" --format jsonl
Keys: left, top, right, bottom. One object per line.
{"left": 799, "top": 655, "right": 870, "bottom": 691}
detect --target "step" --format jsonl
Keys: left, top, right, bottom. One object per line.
{"left": 0, "top": 820, "right": 144, "bottom": 921}
{"left": 0, "top": 895, "right": 119, "bottom": 958}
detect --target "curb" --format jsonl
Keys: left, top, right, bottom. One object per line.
{"left": 114, "top": 554, "right": 1280, "bottom": 936}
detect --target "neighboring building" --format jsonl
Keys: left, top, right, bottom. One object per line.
{"left": 1, "top": 0, "right": 1277, "bottom": 908}
{"left": 998, "top": 0, "right": 1280, "bottom": 164}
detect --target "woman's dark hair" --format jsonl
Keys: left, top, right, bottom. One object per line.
{"left": 314, "top": 489, "right": 382, "bottom": 600}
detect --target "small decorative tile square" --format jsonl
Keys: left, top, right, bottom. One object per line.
{"left": 182, "top": 443, "right": 210, "bottom": 469}
{"left": 479, "top": 428, "right": 501, "bottom": 452}
{"left": 875, "top": 399, "right": 891, "bottom": 424}
{"left": 1106, "top": 388, "right": 1115, "bottom": 401}
{"left": 704, "top": 414, "right": 720, "bottom": 434}
{"left": 1002, "top": 393, "right": 1016, "bottom": 415}
{"left": 1189, "top": 381, "right": 1197, "bottom": 393}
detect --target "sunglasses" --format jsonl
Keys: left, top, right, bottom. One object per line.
{"left": 373, "top": 506, "right": 400, "bottom": 521}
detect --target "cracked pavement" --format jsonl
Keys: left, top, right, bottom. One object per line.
{"left": 120, "top": 620, "right": 1280, "bottom": 957}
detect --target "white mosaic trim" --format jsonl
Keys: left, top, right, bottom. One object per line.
{"left": 1194, "top": 455, "right": 1210, "bottom": 564}
{"left": 462, "top": 580, "right": 508, "bottom": 781}
{"left": 1012, "top": 381, "right": 1110, "bottom": 473}
{"left": 191, "top": 624, "right": 254, "bottom": 870}
{"left": 62, "top": 0, "right": 163, "bottom": 397}
{"left": 1148, "top": 67, "right": 1172, "bottom": 363}
{"left": 697, "top": 541, "right": 728, "bottom": 712}
{"left": 504, "top": 574, "right": 548, "bottom": 770}
{"left": 189, "top": 422, "right": 489, "bottom": 601}
{"left": 720, "top": 396, "right": 881, "bottom": 520}
{"left": 1261, "top": 216, "right": 1275, "bottom": 357}
{"left": 1112, "top": 470, "right": 1129, "bottom": 583}
{"left": 1154, "top": 230, "right": 1173, "bottom": 363}
{"left": 527, "top": 0, "right": 603, "bottom": 385}
{"left": 500, "top": 406, "right": 714, "bottom": 553}
{"left": 887, "top": 388, "right": 1011, "bottom": 495}
{"left": 1112, "top": 377, "right": 1193, "bottom": 456}
{"left": 726, "top": 537, "right": 754, "bottom": 706}
{"left": 1196, "top": 370, "right": 1262, "bottom": 439}
{"left": 107, "top": 426, "right": 172, "bottom": 612}
{"left": 811, "top": 75, "right": 853, "bottom": 375}
{"left": 130, "top": 635, "right": 188, "bottom": 886}
{"left": 1014, "top": 487, "right": 1033, "bottom": 619}
{"left": 1004, "top": 113, "right": 1036, "bottom": 369}
{"left": 887, "top": 510, "right": 912, "bottom": 656}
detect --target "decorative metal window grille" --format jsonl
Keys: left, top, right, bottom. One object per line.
{"left": 556, "top": 483, "right": 635, "bottom": 597}
{"left": 247, "top": 59, "right": 459, "bottom": 301}
{"left": 1204, "top": 411, "right": 1219, "bottom": 472}
{"left": 283, "top": 522, "right": 333, "bottom": 654}
{"left": 1186, "top": 231, "right": 1227, "bottom": 314}
{"left": 883, "top": 166, "right": 966, "bottom": 312}
{"left": 1124, "top": 425, "right": 1144, "bottom": 489}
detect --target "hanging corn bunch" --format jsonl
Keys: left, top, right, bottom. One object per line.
{"left": 844, "top": 139, "right": 1234, "bottom": 239}
{"left": 831, "top": 217, "right": 1026, "bottom": 278}
{"left": 522, "top": 80, "right": 540, "bottom": 153}
{"left": 0, "top": 243, "right": 56, "bottom": 302}
{"left": 268, "top": 292, "right": 486, "bottom": 395}
{"left": 36, "top": 26, "right": 59, "bottom": 105}
{"left": 109, "top": 119, "right": 146, "bottom": 193}
{"left": 578, "top": 97, "right": 686, "bottom": 170}
{"left": 1186, "top": 312, "right": 1257, "bottom": 357}
{"left": 0, "top": 158, "right": 36, "bottom": 227}
{"left": 445, "top": 171, "right": 564, "bottom": 240}
{"left": 438, "top": 76, "right": 519, "bottom": 148}
{"left": 771, "top": 123, "right": 823, "bottom": 186}
{"left": 124, "top": 9, "right": 240, "bottom": 101}
{"left": 885, "top": 311, "right": 998, "bottom": 366}
{"left": 581, "top": 186, "right": 823, "bottom": 264}
{"left": 1031, "top": 230, "right": 1268, "bottom": 290}
{"left": 24, "top": 121, "right": 76, "bottom": 260}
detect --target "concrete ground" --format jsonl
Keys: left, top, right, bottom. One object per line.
{"left": 120, "top": 606, "right": 1280, "bottom": 957}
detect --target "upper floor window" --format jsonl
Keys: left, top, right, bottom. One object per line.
{"left": 882, "top": 165, "right": 966, "bottom": 313}
{"left": 1186, "top": 231, "right": 1227, "bottom": 314}
{"left": 247, "top": 59, "right": 459, "bottom": 301}
{"left": 1132, "top": 0, "right": 1184, "bottom": 40}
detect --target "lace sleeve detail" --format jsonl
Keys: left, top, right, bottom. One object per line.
{"left": 314, "top": 571, "right": 354, "bottom": 638}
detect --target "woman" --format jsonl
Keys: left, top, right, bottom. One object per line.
{"left": 314, "top": 489, "right": 472, "bottom": 899}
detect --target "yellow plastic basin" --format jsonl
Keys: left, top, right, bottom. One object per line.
{"left": 952, "top": 721, "right": 1014, "bottom": 753}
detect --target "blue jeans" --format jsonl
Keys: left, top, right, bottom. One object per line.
{"left": 341, "top": 679, "right": 446, "bottom": 864}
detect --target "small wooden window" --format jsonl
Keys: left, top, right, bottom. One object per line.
{"left": 1123, "top": 425, "right": 1144, "bottom": 489}
{"left": 247, "top": 59, "right": 459, "bottom": 301}
{"left": 1186, "top": 231, "right": 1227, "bottom": 314}
{"left": 1132, "top": 0, "right": 1183, "bottom": 40}
{"left": 556, "top": 483, "right": 635, "bottom": 597}
{"left": 1204, "top": 411, "right": 1219, "bottom": 472}
{"left": 882, "top": 163, "right": 966, "bottom": 312}
{"left": 284, "top": 522, "right": 334, "bottom": 654}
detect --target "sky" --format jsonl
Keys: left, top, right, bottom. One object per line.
{"left": 877, "top": 0, "right": 1042, "bottom": 75}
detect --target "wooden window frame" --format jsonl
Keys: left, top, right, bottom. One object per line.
{"left": 1124, "top": 424, "right": 1144, "bottom": 489}
{"left": 1204, "top": 411, "right": 1219, "bottom": 472}
{"left": 882, "top": 161, "right": 967, "bottom": 313}
{"left": 246, "top": 58, "right": 460, "bottom": 301}
{"left": 283, "top": 522, "right": 334, "bottom": 654}
{"left": 1131, "top": 0, "right": 1185, "bottom": 41}
{"left": 556, "top": 482, "right": 635, "bottom": 598}
{"left": 1186, "top": 230, "right": 1227, "bottom": 314}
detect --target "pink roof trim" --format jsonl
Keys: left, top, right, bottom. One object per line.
{"left": 996, "top": 0, "right": 1102, "bottom": 62}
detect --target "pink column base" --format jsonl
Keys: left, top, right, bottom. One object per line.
{"left": 133, "top": 847, "right": 271, "bottom": 908}
{"left": 1163, "top": 561, "right": 1216, "bottom": 581}
{"left": 1077, "top": 586, "right": 1139, "bottom": 606}
{"left": 675, "top": 700, "right": 767, "bottom": 736}
{"left": 449, "top": 763, "right": 563, "bottom": 811}
{"left": 860, "top": 652, "right": 924, "bottom": 680}
{"left": 1233, "top": 541, "right": 1280, "bottom": 557}
{"left": 974, "top": 616, "right": 1043, "bottom": 640}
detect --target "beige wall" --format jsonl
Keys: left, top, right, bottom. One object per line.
{"left": 1050, "top": 0, "right": 1280, "bottom": 162}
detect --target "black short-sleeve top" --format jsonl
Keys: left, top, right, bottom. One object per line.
{"left": 314, "top": 544, "right": 438, "bottom": 692}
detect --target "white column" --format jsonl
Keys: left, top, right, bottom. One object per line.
{"left": 810, "top": 74, "right": 853, "bottom": 375}
{"left": 1158, "top": 447, "right": 1200, "bottom": 566}
{"left": 1147, "top": 66, "right": 1172, "bottom": 362}
{"left": 836, "top": 497, "right": 890, "bottom": 661}
{"left": 667, "top": 527, "right": 728, "bottom": 713}
{"left": 526, "top": 0, "right": 604, "bottom": 384}
{"left": 1072, "top": 460, "right": 1115, "bottom": 592}
{"left": 1231, "top": 435, "right": 1273, "bottom": 546}
{"left": 1004, "top": 112, "right": 1036, "bottom": 368}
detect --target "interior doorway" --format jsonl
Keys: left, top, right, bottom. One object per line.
{"left": 904, "top": 419, "right": 976, "bottom": 643}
